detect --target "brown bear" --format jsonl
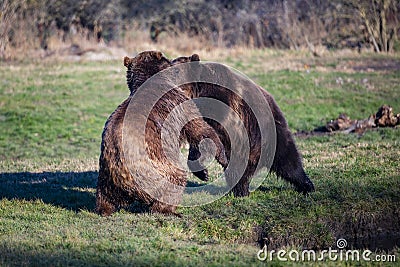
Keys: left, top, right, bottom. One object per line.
{"left": 96, "top": 51, "right": 227, "bottom": 216}
{"left": 171, "top": 54, "right": 315, "bottom": 197}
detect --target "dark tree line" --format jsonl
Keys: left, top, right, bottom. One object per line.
{"left": 1, "top": 0, "right": 399, "bottom": 59}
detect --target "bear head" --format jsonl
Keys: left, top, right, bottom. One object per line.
{"left": 124, "top": 51, "right": 172, "bottom": 93}
{"left": 171, "top": 54, "right": 200, "bottom": 65}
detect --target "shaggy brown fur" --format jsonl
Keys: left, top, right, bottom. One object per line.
{"left": 96, "top": 51, "right": 227, "bottom": 216}
{"left": 171, "top": 54, "right": 314, "bottom": 196}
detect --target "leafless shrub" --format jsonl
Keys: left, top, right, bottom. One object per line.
{"left": 1, "top": 0, "right": 399, "bottom": 60}
{"left": 0, "top": 0, "right": 19, "bottom": 59}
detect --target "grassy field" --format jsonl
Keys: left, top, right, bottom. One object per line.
{"left": 0, "top": 50, "right": 399, "bottom": 266}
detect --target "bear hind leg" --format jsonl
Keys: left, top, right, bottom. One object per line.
{"left": 151, "top": 201, "right": 181, "bottom": 217}
{"left": 95, "top": 191, "right": 118, "bottom": 216}
{"left": 230, "top": 178, "right": 250, "bottom": 197}
{"left": 272, "top": 138, "right": 315, "bottom": 194}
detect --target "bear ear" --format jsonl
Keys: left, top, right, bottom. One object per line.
{"left": 190, "top": 54, "right": 200, "bottom": 61}
{"left": 124, "top": 56, "right": 132, "bottom": 68}
{"left": 154, "top": 51, "right": 163, "bottom": 60}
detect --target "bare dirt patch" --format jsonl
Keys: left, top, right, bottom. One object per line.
{"left": 335, "top": 57, "right": 400, "bottom": 73}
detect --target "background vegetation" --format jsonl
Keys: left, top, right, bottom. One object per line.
{"left": 1, "top": 0, "right": 400, "bottom": 60}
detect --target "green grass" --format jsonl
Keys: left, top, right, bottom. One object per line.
{"left": 1, "top": 53, "right": 399, "bottom": 266}
{"left": 0, "top": 62, "right": 127, "bottom": 160}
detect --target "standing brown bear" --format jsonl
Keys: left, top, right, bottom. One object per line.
{"left": 171, "top": 54, "right": 315, "bottom": 197}
{"left": 96, "top": 51, "right": 227, "bottom": 216}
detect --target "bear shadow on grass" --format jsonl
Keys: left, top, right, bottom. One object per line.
{"left": 0, "top": 171, "right": 296, "bottom": 214}
{"left": 0, "top": 171, "right": 189, "bottom": 214}
{"left": 0, "top": 171, "right": 98, "bottom": 212}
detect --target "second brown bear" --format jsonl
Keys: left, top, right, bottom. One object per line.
{"left": 171, "top": 54, "right": 315, "bottom": 197}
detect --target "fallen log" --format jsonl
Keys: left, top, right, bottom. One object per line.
{"left": 295, "top": 105, "right": 399, "bottom": 137}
